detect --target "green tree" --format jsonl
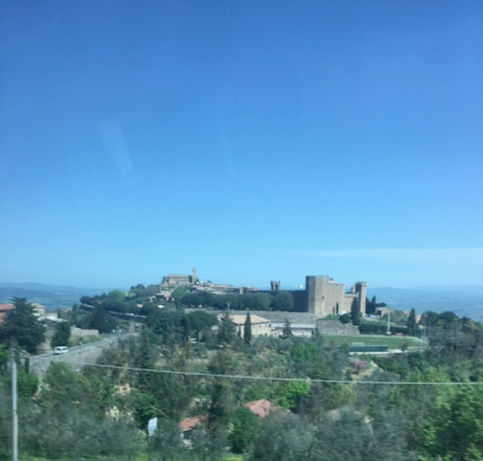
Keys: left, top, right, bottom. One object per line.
{"left": 70, "top": 303, "right": 80, "bottom": 326}
{"left": 250, "top": 414, "right": 314, "bottom": 461}
{"left": 217, "top": 310, "right": 236, "bottom": 345}
{"left": 185, "top": 310, "right": 218, "bottom": 340}
{"left": 339, "top": 313, "right": 351, "bottom": 324}
{"left": 0, "top": 344, "right": 8, "bottom": 374}
{"left": 0, "top": 298, "right": 45, "bottom": 354}
{"left": 131, "top": 329, "right": 197, "bottom": 425}
{"left": 282, "top": 318, "right": 293, "bottom": 339}
{"left": 423, "top": 385, "right": 483, "bottom": 461}
{"left": 107, "top": 290, "right": 126, "bottom": 303}
{"left": 149, "top": 418, "right": 186, "bottom": 461}
{"left": 244, "top": 310, "right": 252, "bottom": 345}
{"left": 229, "top": 407, "right": 260, "bottom": 453}
{"left": 147, "top": 308, "right": 187, "bottom": 346}
{"left": 191, "top": 426, "right": 228, "bottom": 461}
{"left": 51, "top": 321, "right": 71, "bottom": 348}
{"left": 88, "top": 305, "right": 113, "bottom": 333}
{"left": 40, "top": 362, "right": 91, "bottom": 409}
{"left": 252, "top": 293, "right": 271, "bottom": 311}
{"left": 407, "top": 308, "right": 417, "bottom": 336}
{"left": 272, "top": 292, "right": 294, "bottom": 311}
{"left": 366, "top": 295, "right": 377, "bottom": 315}
{"left": 274, "top": 381, "right": 310, "bottom": 411}
{"left": 311, "top": 408, "right": 414, "bottom": 461}
{"left": 208, "top": 378, "right": 233, "bottom": 430}
{"left": 350, "top": 298, "right": 361, "bottom": 326}
{"left": 207, "top": 351, "right": 235, "bottom": 430}
{"left": 134, "top": 328, "right": 156, "bottom": 392}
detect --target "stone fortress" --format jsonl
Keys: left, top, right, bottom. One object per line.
{"left": 305, "top": 276, "right": 366, "bottom": 318}
{"left": 159, "top": 268, "right": 367, "bottom": 320}
{"left": 161, "top": 267, "right": 198, "bottom": 286}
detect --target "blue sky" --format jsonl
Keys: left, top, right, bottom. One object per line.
{"left": 0, "top": 0, "right": 482, "bottom": 289}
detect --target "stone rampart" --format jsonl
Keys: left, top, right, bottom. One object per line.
{"left": 316, "top": 320, "right": 360, "bottom": 335}
{"left": 28, "top": 335, "right": 125, "bottom": 380}
{"left": 184, "top": 308, "right": 314, "bottom": 324}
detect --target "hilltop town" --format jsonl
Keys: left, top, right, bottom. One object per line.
{"left": 1, "top": 268, "right": 482, "bottom": 461}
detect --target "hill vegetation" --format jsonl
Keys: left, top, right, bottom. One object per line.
{"left": 2, "top": 297, "right": 483, "bottom": 460}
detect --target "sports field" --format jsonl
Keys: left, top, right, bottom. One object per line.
{"left": 322, "top": 334, "right": 425, "bottom": 350}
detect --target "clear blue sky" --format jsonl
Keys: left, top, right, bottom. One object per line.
{"left": 1, "top": 0, "right": 482, "bottom": 289}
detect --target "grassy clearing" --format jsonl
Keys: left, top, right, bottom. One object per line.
{"left": 322, "top": 334, "right": 424, "bottom": 349}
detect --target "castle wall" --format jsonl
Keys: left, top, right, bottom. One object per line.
{"left": 289, "top": 290, "right": 306, "bottom": 312}
{"left": 343, "top": 294, "right": 356, "bottom": 313}
{"left": 306, "top": 276, "right": 367, "bottom": 319}
{"left": 29, "top": 336, "right": 123, "bottom": 380}
{"left": 306, "top": 276, "right": 345, "bottom": 318}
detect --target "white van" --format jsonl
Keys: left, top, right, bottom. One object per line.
{"left": 54, "top": 346, "right": 69, "bottom": 355}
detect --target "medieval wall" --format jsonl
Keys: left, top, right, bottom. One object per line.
{"left": 306, "top": 276, "right": 367, "bottom": 319}
{"left": 28, "top": 336, "right": 124, "bottom": 380}
{"left": 306, "top": 276, "right": 345, "bottom": 318}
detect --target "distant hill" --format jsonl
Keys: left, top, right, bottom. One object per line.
{"left": 0, "top": 282, "right": 124, "bottom": 311}
{"left": 368, "top": 286, "right": 483, "bottom": 320}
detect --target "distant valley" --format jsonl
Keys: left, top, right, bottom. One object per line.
{"left": 0, "top": 282, "right": 122, "bottom": 311}
{"left": 368, "top": 286, "right": 483, "bottom": 320}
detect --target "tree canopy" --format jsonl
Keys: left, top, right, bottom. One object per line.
{"left": 0, "top": 298, "right": 45, "bottom": 354}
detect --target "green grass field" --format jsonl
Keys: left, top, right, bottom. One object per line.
{"left": 322, "top": 334, "right": 425, "bottom": 350}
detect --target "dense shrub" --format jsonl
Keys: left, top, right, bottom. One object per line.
{"left": 340, "top": 313, "right": 351, "bottom": 324}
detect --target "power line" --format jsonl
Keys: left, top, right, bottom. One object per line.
{"left": 59, "top": 360, "right": 483, "bottom": 386}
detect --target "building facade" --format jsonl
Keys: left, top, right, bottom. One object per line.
{"left": 161, "top": 267, "right": 198, "bottom": 286}
{"left": 305, "top": 276, "right": 366, "bottom": 319}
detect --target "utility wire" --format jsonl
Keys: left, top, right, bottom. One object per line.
{"left": 60, "top": 360, "right": 483, "bottom": 386}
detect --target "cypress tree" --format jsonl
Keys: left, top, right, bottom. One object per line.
{"left": 282, "top": 318, "right": 293, "bottom": 338}
{"left": 244, "top": 310, "right": 252, "bottom": 345}
{"left": 351, "top": 298, "right": 361, "bottom": 326}
{"left": 407, "top": 308, "right": 417, "bottom": 336}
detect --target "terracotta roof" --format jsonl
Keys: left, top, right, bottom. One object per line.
{"left": 179, "top": 414, "right": 207, "bottom": 432}
{"left": 0, "top": 304, "right": 14, "bottom": 324}
{"left": 244, "top": 399, "right": 271, "bottom": 418}
{"left": 179, "top": 400, "right": 273, "bottom": 431}
{"left": 219, "top": 314, "right": 271, "bottom": 325}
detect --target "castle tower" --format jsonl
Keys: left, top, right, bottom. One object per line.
{"left": 270, "top": 281, "right": 280, "bottom": 292}
{"left": 306, "top": 276, "right": 345, "bottom": 319}
{"left": 191, "top": 267, "right": 198, "bottom": 284}
{"left": 355, "top": 282, "right": 367, "bottom": 315}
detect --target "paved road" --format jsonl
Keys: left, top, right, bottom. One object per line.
{"left": 28, "top": 334, "right": 128, "bottom": 365}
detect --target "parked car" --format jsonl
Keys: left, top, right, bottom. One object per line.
{"left": 54, "top": 346, "right": 69, "bottom": 355}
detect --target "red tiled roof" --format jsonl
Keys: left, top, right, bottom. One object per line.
{"left": 179, "top": 399, "right": 273, "bottom": 431}
{"left": 179, "top": 414, "right": 207, "bottom": 432}
{"left": 244, "top": 399, "right": 272, "bottom": 418}
{"left": 0, "top": 304, "right": 14, "bottom": 325}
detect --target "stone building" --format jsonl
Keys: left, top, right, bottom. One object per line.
{"left": 306, "top": 276, "right": 366, "bottom": 319}
{"left": 218, "top": 313, "right": 273, "bottom": 338}
{"left": 161, "top": 267, "right": 198, "bottom": 286}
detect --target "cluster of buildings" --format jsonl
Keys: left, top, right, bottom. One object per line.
{"left": 222, "top": 313, "right": 315, "bottom": 338}
{"left": 159, "top": 268, "right": 368, "bottom": 320}
{"left": 160, "top": 267, "right": 260, "bottom": 296}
